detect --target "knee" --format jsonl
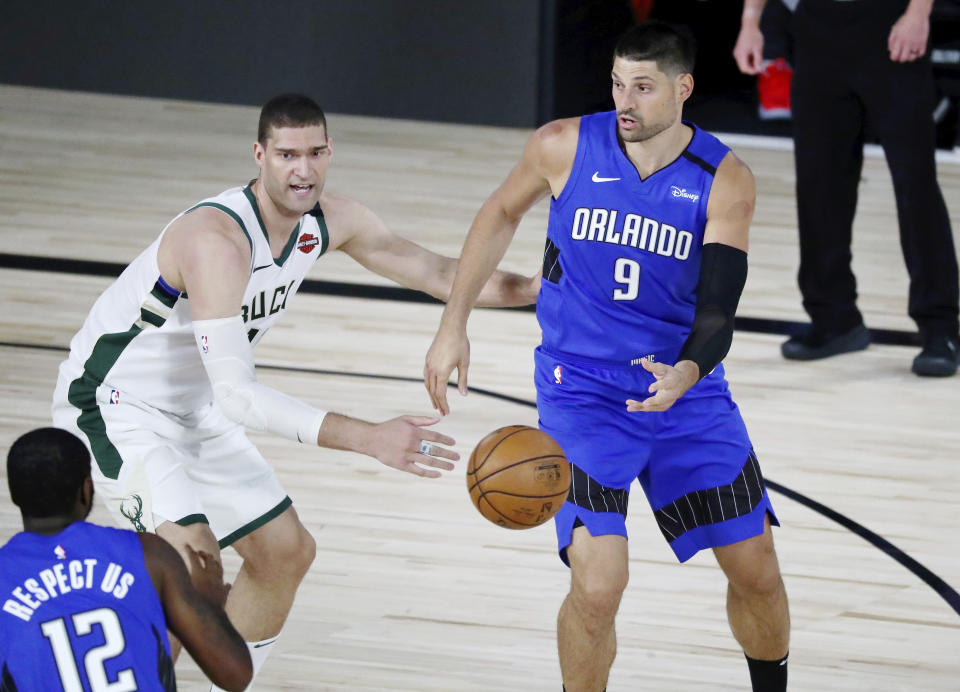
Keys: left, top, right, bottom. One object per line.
{"left": 727, "top": 553, "right": 782, "bottom": 597}
{"left": 244, "top": 521, "right": 316, "bottom": 580}
{"left": 279, "top": 523, "right": 316, "bottom": 577}
{"left": 570, "top": 566, "right": 629, "bottom": 625}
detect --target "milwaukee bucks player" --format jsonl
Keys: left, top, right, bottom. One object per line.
{"left": 53, "top": 93, "right": 538, "bottom": 689}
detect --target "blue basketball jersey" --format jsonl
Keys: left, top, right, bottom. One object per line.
{"left": 0, "top": 522, "right": 174, "bottom": 691}
{"left": 537, "top": 111, "right": 731, "bottom": 370}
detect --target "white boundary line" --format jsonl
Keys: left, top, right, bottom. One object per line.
{"left": 714, "top": 131, "right": 960, "bottom": 166}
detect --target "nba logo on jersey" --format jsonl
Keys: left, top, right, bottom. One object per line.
{"left": 554, "top": 365, "right": 562, "bottom": 384}
{"left": 109, "top": 389, "right": 120, "bottom": 405}
{"left": 200, "top": 335, "right": 209, "bottom": 353}
{"left": 54, "top": 545, "right": 66, "bottom": 560}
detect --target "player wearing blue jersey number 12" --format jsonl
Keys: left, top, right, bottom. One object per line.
{"left": 1, "top": 428, "right": 252, "bottom": 691}
{"left": 425, "top": 21, "right": 790, "bottom": 692}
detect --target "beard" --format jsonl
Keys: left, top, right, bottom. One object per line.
{"left": 617, "top": 115, "right": 673, "bottom": 143}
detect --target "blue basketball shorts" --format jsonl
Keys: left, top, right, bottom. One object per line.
{"left": 534, "top": 346, "right": 779, "bottom": 564}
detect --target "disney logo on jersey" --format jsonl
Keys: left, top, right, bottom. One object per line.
{"left": 297, "top": 232, "right": 319, "bottom": 254}
{"left": 241, "top": 280, "right": 297, "bottom": 324}
{"left": 669, "top": 186, "right": 700, "bottom": 203}
{"left": 570, "top": 207, "right": 694, "bottom": 261}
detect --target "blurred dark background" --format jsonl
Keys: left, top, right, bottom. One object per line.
{"left": 1, "top": 0, "right": 957, "bottom": 146}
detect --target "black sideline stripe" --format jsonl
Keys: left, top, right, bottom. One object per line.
{"left": 0, "top": 252, "right": 923, "bottom": 344}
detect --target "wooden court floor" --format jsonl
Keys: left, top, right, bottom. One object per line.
{"left": 1, "top": 85, "right": 958, "bottom": 690}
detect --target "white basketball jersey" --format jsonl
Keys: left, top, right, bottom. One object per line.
{"left": 54, "top": 184, "right": 329, "bottom": 415}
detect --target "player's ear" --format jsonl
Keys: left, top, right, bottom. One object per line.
{"left": 79, "top": 476, "right": 94, "bottom": 517}
{"left": 253, "top": 140, "right": 266, "bottom": 166}
{"left": 676, "top": 73, "right": 694, "bottom": 103}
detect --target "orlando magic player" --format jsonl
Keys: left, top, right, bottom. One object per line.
{"left": 1, "top": 428, "right": 251, "bottom": 691}
{"left": 52, "top": 94, "right": 538, "bottom": 689}
{"left": 426, "top": 22, "right": 790, "bottom": 692}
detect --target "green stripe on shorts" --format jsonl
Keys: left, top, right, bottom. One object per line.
{"left": 217, "top": 496, "right": 293, "bottom": 549}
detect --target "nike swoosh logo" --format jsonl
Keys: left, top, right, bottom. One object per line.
{"left": 592, "top": 171, "right": 621, "bottom": 183}
{"left": 252, "top": 636, "right": 279, "bottom": 648}
{"left": 252, "top": 264, "right": 273, "bottom": 273}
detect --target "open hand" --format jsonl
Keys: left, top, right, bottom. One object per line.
{"left": 368, "top": 415, "right": 458, "bottom": 478}
{"left": 625, "top": 358, "right": 699, "bottom": 413}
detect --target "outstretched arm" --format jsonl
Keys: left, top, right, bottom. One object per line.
{"left": 627, "top": 151, "right": 754, "bottom": 412}
{"left": 140, "top": 534, "right": 252, "bottom": 692}
{"left": 158, "top": 208, "right": 457, "bottom": 477}
{"left": 333, "top": 196, "right": 539, "bottom": 307}
{"left": 423, "top": 119, "right": 579, "bottom": 415}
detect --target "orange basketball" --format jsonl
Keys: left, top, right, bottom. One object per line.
{"left": 466, "top": 425, "right": 570, "bottom": 529}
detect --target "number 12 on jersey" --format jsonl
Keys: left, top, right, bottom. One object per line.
{"left": 41, "top": 607, "right": 136, "bottom": 692}
{"left": 613, "top": 258, "right": 641, "bottom": 301}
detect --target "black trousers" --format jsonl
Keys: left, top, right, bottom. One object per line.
{"left": 761, "top": 0, "right": 794, "bottom": 62}
{"left": 791, "top": 0, "right": 959, "bottom": 337}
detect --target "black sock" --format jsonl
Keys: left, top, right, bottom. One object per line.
{"left": 745, "top": 652, "right": 788, "bottom": 692}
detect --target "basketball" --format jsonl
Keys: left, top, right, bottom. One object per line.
{"left": 466, "top": 425, "right": 570, "bottom": 529}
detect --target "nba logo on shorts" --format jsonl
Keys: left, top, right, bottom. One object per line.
{"left": 109, "top": 389, "right": 120, "bottom": 405}
{"left": 554, "top": 364, "right": 562, "bottom": 384}
{"left": 200, "top": 335, "right": 209, "bottom": 353}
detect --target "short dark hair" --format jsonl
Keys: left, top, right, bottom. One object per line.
{"left": 7, "top": 428, "right": 91, "bottom": 518}
{"left": 614, "top": 21, "right": 696, "bottom": 77}
{"left": 257, "top": 93, "right": 328, "bottom": 144}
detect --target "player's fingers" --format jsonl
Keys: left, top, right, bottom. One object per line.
{"left": 406, "top": 415, "right": 443, "bottom": 428}
{"left": 640, "top": 392, "right": 667, "bottom": 409}
{"left": 184, "top": 544, "right": 203, "bottom": 569}
{"left": 414, "top": 453, "right": 456, "bottom": 471}
{"left": 423, "top": 367, "right": 436, "bottom": 400}
{"left": 420, "top": 429, "right": 457, "bottom": 448}
{"left": 457, "top": 362, "right": 469, "bottom": 397}
{"left": 406, "top": 460, "right": 442, "bottom": 478}
{"left": 426, "top": 373, "right": 442, "bottom": 411}
{"left": 419, "top": 444, "right": 459, "bottom": 462}
{"left": 196, "top": 550, "right": 221, "bottom": 570}
{"left": 434, "top": 377, "right": 450, "bottom": 415}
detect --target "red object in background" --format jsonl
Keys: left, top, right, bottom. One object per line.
{"left": 758, "top": 57, "right": 793, "bottom": 120}
{"left": 631, "top": 0, "right": 655, "bottom": 21}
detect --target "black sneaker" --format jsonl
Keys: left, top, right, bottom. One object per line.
{"left": 912, "top": 335, "right": 959, "bottom": 377}
{"left": 781, "top": 324, "right": 871, "bottom": 361}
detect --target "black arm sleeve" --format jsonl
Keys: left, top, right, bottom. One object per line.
{"left": 676, "top": 243, "right": 748, "bottom": 380}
